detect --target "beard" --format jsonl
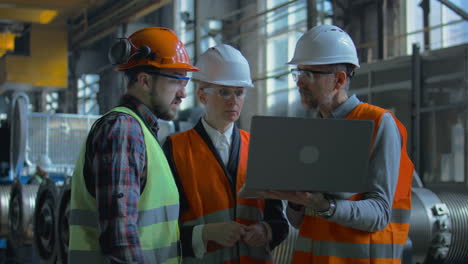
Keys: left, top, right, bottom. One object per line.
{"left": 152, "top": 102, "right": 175, "bottom": 120}
{"left": 149, "top": 84, "right": 180, "bottom": 121}
{"left": 299, "top": 87, "right": 335, "bottom": 110}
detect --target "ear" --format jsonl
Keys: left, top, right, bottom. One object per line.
{"left": 136, "top": 72, "right": 151, "bottom": 91}
{"left": 334, "top": 71, "right": 348, "bottom": 90}
{"left": 197, "top": 87, "right": 208, "bottom": 105}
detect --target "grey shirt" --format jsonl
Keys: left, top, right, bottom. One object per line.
{"left": 288, "top": 95, "right": 402, "bottom": 232}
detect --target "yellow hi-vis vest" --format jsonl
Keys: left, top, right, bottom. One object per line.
{"left": 68, "top": 106, "right": 180, "bottom": 263}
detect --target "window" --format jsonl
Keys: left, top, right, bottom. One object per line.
{"left": 45, "top": 92, "right": 59, "bottom": 113}
{"left": 175, "top": 0, "right": 220, "bottom": 111}
{"left": 77, "top": 74, "right": 100, "bottom": 115}
{"left": 264, "top": 0, "right": 314, "bottom": 116}
{"left": 176, "top": 0, "right": 196, "bottom": 111}
{"left": 406, "top": 0, "right": 468, "bottom": 53}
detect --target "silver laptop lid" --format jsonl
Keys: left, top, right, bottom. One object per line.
{"left": 245, "top": 116, "right": 374, "bottom": 193}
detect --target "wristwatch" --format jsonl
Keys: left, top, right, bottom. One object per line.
{"left": 316, "top": 196, "right": 336, "bottom": 217}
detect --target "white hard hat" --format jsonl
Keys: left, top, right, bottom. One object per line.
{"left": 36, "top": 155, "right": 52, "bottom": 171}
{"left": 192, "top": 44, "right": 254, "bottom": 88}
{"left": 288, "top": 25, "right": 360, "bottom": 68}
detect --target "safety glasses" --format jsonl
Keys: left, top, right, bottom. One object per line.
{"left": 146, "top": 72, "right": 190, "bottom": 87}
{"left": 204, "top": 87, "right": 246, "bottom": 100}
{"left": 290, "top": 68, "right": 334, "bottom": 82}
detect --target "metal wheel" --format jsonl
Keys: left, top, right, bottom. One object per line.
{"left": 34, "top": 178, "right": 58, "bottom": 263}
{"left": 56, "top": 177, "right": 71, "bottom": 264}
{"left": 8, "top": 178, "right": 39, "bottom": 248}
{"left": 0, "top": 184, "right": 12, "bottom": 238}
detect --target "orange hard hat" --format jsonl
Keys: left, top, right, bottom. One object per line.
{"left": 111, "top": 27, "right": 199, "bottom": 72}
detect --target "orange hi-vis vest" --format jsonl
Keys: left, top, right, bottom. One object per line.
{"left": 169, "top": 128, "right": 274, "bottom": 264}
{"left": 292, "top": 103, "right": 414, "bottom": 264}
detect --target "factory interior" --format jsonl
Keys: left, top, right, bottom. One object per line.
{"left": 0, "top": 0, "right": 467, "bottom": 263}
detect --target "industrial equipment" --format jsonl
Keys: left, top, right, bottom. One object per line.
{"left": 33, "top": 178, "right": 59, "bottom": 263}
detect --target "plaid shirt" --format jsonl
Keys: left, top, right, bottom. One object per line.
{"left": 84, "top": 95, "right": 159, "bottom": 263}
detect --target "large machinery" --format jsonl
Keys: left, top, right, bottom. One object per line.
{"left": 0, "top": 91, "right": 467, "bottom": 262}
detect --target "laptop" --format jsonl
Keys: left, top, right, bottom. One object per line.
{"left": 239, "top": 116, "right": 374, "bottom": 198}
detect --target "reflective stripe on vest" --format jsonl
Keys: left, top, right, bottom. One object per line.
{"left": 292, "top": 103, "right": 413, "bottom": 264}
{"left": 295, "top": 236, "right": 405, "bottom": 259}
{"left": 70, "top": 204, "right": 180, "bottom": 227}
{"left": 169, "top": 128, "right": 272, "bottom": 263}
{"left": 182, "top": 244, "right": 273, "bottom": 264}
{"left": 68, "top": 243, "right": 179, "bottom": 263}
{"left": 182, "top": 205, "right": 264, "bottom": 227}
{"left": 304, "top": 207, "right": 410, "bottom": 225}
{"left": 68, "top": 106, "right": 180, "bottom": 264}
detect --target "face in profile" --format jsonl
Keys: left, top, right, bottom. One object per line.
{"left": 149, "top": 69, "right": 189, "bottom": 120}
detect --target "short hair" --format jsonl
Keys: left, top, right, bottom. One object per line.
{"left": 124, "top": 65, "right": 160, "bottom": 88}
{"left": 328, "top": 63, "right": 356, "bottom": 78}
{"left": 327, "top": 63, "right": 356, "bottom": 91}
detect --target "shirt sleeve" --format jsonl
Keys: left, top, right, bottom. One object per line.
{"left": 89, "top": 114, "right": 146, "bottom": 263}
{"left": 262, "top": 199, "right": 289, "bottom": 249}
{"left": 286, "top": 202, "right": 305, "bottom": 229}
{"left": 192, "top": 225, "right": 207, "bottom": 258}
{"left": 328, "top": 113, "right": 402, "bottom": 232}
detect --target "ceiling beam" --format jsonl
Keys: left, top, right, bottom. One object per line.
{"left": 0, "top": 0, "right": 91, "bottom": 10}
{"left": 71, "top": 0, "right": 173, "bottom": 50}
{"left": 0, "top": 7, "right": 57, "bottom": 24}
{"left": 436, "top": 0, "right": 468, "bottom": 20}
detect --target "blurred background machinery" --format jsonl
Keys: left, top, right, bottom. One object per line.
{"left": 270, "top": 175, "right": 468, "bottom": 264}
{"left": 0, "top": 0, "right": 467, "bottom": 263}
{"left": 0, "top": 91, "right": 182, "bottom": 263}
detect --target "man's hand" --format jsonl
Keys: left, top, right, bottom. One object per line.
{"left": 242, "top": 223, "right": 269, "bottom": 247}
{"left": 261, "top": 191, "right": 329, "bottom": 212}
{"left": 202, "top": 222, "right": 246, "bottom": 247}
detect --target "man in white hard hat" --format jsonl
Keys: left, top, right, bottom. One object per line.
{"left": 163, "top": 44, "right": 288, "bottom": 263}
{"left": 28, "top": 154, "right": 52, "bottom": 184}
{"left": 262, "top": 25, "right": 414, "bottom": 263}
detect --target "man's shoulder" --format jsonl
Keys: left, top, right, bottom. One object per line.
{"left": 168, "top": 127, "right": 195, "bottom": 140}
{"left": 91, "top": 111, "right": 143, "bottom": 139}
{"left": 238, "top": 128, "right": 250, "bottom": 138}
{"left": 358, "top": 103, "right": 388, "bottom": 114}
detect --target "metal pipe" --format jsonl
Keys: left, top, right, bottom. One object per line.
{"left": 420, "top": 0, "right": 431, "bottom": 51}
{"left": 411, "top": 43, "right": 421, "bottom": 175}
{"left": 377, "top": 0, "right": 384, "bottom": 60}
{"left": 306, "top": 0, "right": 317, "bottom": 30}
{"left": 71, "top": 0, "right": 172, "bottom": 50}
{"left": 222, "top": 0, "right": 299, "bottom": 34}
{"left": 465, "top": 47, "right": 468, "bottom": 189}
{"left": 436, "top": 0, "right": 468, "bottom": 20}
{"left": 9, "top": 92, "right": 30, "bottom": 180}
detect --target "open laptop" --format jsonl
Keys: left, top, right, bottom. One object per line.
{"left": 239, "top": 116, "right": 374, "bottom": 198}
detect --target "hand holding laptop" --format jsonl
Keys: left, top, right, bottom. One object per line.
{"left": 261, "top": 191, "right": 329, "bottom": 212}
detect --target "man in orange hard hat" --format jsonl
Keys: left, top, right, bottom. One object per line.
{"left": 69, "top": 27, "right": 198, "bottom": 264}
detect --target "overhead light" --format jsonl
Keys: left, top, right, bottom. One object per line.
{"left": 0, "top": 4, "right": 16, "bottom": 8}
{"left": 0, "top": 30, "right": 17, "bottom": 57}
{"left": 39, "top": 10, "right": 58, "bottom": 24}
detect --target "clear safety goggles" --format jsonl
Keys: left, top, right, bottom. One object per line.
{"left": 204, "top": 87, "right": 246, "bottom": 100}
{"left": 290, "top": 68, "right": 334, "bottom": 82}
{"left": 146, "top": 71, "right": 190, "bottom": 87}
